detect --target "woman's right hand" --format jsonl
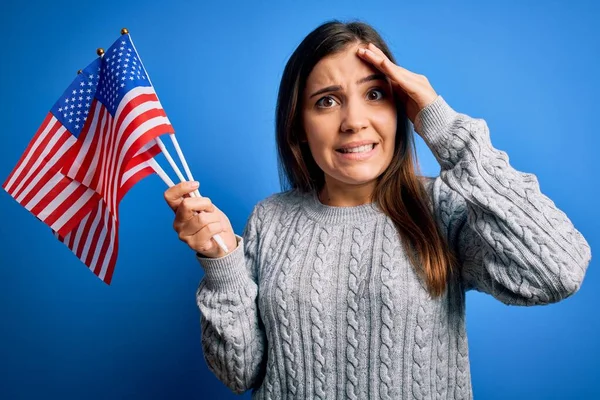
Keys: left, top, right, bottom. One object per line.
{"left": 164, "top": 181, "right": 237, "bottom": 258}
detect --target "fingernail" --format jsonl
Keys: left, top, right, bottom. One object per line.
{"left": 190, "top": 181, "right": 199, "bottom": 188}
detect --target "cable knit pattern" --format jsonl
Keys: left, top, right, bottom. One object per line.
{"left": 310, "top": 226, "right": 333, "bottom": 399}
{"left": 195, "top": 96, "right": 591, "bottom": 399}
{"left": 345, "top": 225, "right": 370, "bottom": 399}
{"left": 379, "top": 221, "right": 397, "bottom": 400}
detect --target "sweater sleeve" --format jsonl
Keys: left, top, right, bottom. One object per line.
{"left": 416, "top": 96, "right": 592, "bottom": 306}
{"left": 195, "top": 203, "right": 267, "bottom": 393}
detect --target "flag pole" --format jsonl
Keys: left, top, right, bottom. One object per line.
{"left": 126, "top": 29, "right": 228, "bottom": 254}
{"left": 150, "top": 155, "right": 229, "bottom": 254}
{"left": 148, "top": 157, "right": 174, "bottom": 187}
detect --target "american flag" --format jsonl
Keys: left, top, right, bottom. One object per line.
{"left": 3, "top": 33, "right": 173, "bottom": 284}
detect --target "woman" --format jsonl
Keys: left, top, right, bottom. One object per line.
{"left": 163, "top": 21, "right": 591, "bottom": 399}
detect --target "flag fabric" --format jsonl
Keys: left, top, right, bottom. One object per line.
{"left": 54, "top": 143, "right": 162, "bottom": 284}
{"left": 2, "top": 59, "right": 104, "bottom": 237}
{"left": 61, "top": 33, "right": 173, "bottom": 222}
{"left": 3, "top": 33, "right": 172, "bottom": 284}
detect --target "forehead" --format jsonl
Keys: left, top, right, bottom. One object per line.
{"left": 306, "top": 43, "right": 381, "bottom": 88}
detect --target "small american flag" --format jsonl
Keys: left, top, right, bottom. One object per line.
{"left": 3, "top": 33, "right": 173, "bottom": 284}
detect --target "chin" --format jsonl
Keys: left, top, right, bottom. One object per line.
{"left": 333, "top": 171, "right": 382, "bottom": 186}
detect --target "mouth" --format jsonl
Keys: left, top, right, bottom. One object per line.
{"left": 335, "top": 143, "right": 378, "bottom": 154}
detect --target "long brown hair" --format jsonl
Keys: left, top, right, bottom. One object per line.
{"left": 275, "top": 20, "right": 457, "bottom": 298}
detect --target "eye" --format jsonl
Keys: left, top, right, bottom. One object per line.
{"left": 366, "top": 88, "right": 385, "bottom": 101}
{"left": 316, "top": 95, "right": 339, "bottom": 108}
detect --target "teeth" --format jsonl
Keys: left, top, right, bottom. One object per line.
{"left": 340, "top": 144, "right": 374, "bottom": 153}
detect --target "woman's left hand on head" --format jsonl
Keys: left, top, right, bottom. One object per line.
{"left": 357, "top": 43, "right": 438, "bottom": 124}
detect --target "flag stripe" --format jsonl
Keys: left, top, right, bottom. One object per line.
{"left": 10, "top": 121, "right": 66, "bottom": 199}
{"left": 3, "top": 113, "right": 54, "bottom": 191}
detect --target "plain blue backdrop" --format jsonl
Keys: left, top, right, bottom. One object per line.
{"left": 1, "top": 0, "right": 598, "bottom": 399}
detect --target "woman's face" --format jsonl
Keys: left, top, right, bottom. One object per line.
{"left": 302, "top": 42, "right": 397, "bottom": 193}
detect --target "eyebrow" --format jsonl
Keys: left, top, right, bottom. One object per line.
{"left": 308, "top": 73, "right": 387, "bottom": 98}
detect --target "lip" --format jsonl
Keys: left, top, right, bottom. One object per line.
{"left": 336, "top": 140, "right": 378, "bottom": 151}
{"left": 335, "top": 143, "right": 379, "bottom": 161}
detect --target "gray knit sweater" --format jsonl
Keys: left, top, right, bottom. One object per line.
{"left": 195, "top": 96, "right": 591, "bottom": 399}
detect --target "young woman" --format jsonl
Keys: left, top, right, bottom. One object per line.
{"left": 164, "top": 21, "right": 591, "bottom": 399}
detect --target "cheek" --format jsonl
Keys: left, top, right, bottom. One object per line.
{"left": 372, "top": 106, "right": 398, "bottom": 142}
{"left": 303, "top": 113, "right": 338, "bottom": 149}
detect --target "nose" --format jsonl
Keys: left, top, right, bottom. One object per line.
{"left": 340, "top": 97, "right": 369, "bottom": 133}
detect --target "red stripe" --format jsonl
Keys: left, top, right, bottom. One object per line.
{"left": 109, "top": 124, "right": 171, "bottom": 215}
{"left": 67, "top": 230, "right": 76, "bottom": 248}
{"left": 75, "top": 210, "right": 98, "bottom": 258}
{"left": 44, "top": 183, "right": 92, "bottom": 227}
{"left": 89, "top": 108, "right": 111, "bottom": 190}
{"left": 10, "top": 121, "right": 65, "bottom": 199}
{"left": 3, "top": 113, "right": 54, "bottom": 190}
{"left": 56, "top": 193, "right": 99, "bottom": 237}
{"left": 118, "top": 166, "right": 155, "bottom": 203}
{"left": 29, "top": 177, "right": 70, "bottom": 216}
{"left": 14, "top": 133, "right": 71, "bottom": 206}
{"left": 98, "top": 111, "right": 115, "bottom": 200}
{"left": 73, "top": 101, "right": 101, "bottom": 183}
{"left": 84, "top": 211, "right": 105, "bottom": 267}
{"left": 102, "top": 229, "right": 119, "bottom": 285}
{"left": 108, "top": 107, "right": 168, "bottom": 195}
{"left": 114, "top": 93, "right": 159, "bottom": 134}
{"left": 93, "top": 208, "right": 115, "bottom": 276}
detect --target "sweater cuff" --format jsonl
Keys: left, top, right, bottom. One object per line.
{"left": 196, "top": 235, "right": 250, "bottom": 291}
{"left": 414, "top": 95, "right": 460, "bottom": 150}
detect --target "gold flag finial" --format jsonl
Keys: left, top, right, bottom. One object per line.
{"left": 97, "top": 48, "right": 105, "bottom": 57}
{"left": 77, "top": 69, "right": 82, "bottom": 75}
{"left": 121, "top": 28, "right": 129, "bottom": 35}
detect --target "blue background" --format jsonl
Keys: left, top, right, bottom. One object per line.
{"left": 1, "top": 0, "right": 598, "bottom": 399}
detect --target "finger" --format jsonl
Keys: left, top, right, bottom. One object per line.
{"left": 164, "top": 181, "right": 199, "bottom": 211}
{"left": 180, "top": 221, "right": 225, "bottom": 245}
{"left": 357, "top": 45, "right": 416, "bottom": 95}
{"left": 174, "top": 196, "right": 215, "bottom": 224}
{"left": 366, "top": 43, "right": 418, "bottom": 78}
{"left": 178, "top": 210, "right": 221, "bottom": 237}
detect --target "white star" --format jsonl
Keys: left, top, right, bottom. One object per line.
{"left": 72, "top": 90, "right": 76, "bottom": 94}
{"left": 58, "top": 107, "right": 63, "bottom": 112}
{"left": 80, "top": 82, "right": 85, "bottom": 87}
{"left": 129, "top": 76, "right": 134, "bottom": 80}
{"left": 120, "top": 83, "right": 125, "bottom": 87}
{"left": 69, "top": 118, "right": 73, "bottom": 123}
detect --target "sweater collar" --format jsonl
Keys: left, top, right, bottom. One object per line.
{"left": 300, "top": 189, "right": 382, "bottom": 225}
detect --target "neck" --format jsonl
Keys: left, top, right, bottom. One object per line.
{"left": 318, "top": 179, "right": 376, "bottom": 207}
